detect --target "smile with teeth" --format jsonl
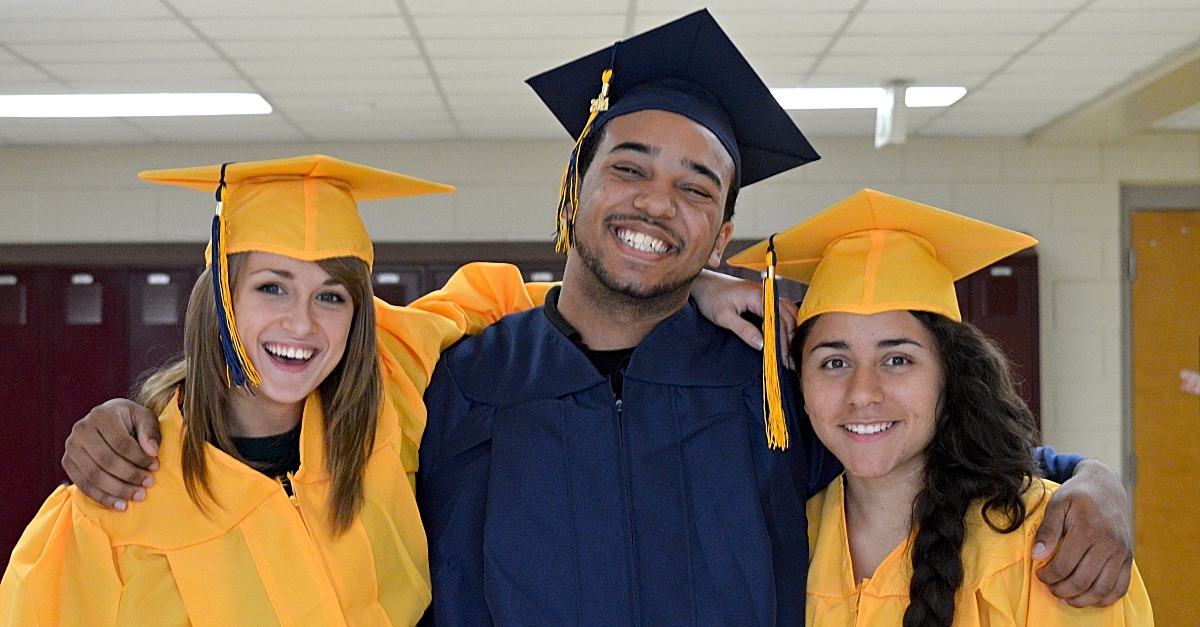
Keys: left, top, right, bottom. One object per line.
{"left": 842, "top": 421, "right": 897, "bottom": 435}
{"left": 615, "top": 227, "right": 672, "bottom": 254}
{"left": 264, "top": 342, "right": 315, "bottom": 362}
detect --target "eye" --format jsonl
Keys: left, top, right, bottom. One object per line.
{"left": 256, "top": 282, "right": 283, "bottom": 295}
{"left": 683, "top": 185, "right": 714, "bottom": 200}
{"left": 317, "top": 291, "right": 348, "bottom": 305}
{"left": 821, "top": 358, "right": 847, "bottom": 370}
{"left": 885, "top": 355, "right": 911, "bottom": 367}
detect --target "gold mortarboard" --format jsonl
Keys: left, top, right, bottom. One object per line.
{"left": 139, "top": 154, "right": 455, "bottom": 390}
{"left": 726, "top": 189, "right": 1037, "bottom": 450}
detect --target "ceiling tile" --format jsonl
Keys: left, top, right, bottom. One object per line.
{"left": 255, "top": 77, "right": 437, "bottom": 98}
{"left": 735, "top": 35, "right": 829, "bottom": 58}
{"left": 215, "top": 39, "right": 419, "bottom": 60}
{"left": 295, "top": 118, "right": 459, "bottom": 141}
{"left": 237, "top": 58, "right": 429, "bottom": 80}
{"left": 640, "top": 0, "right": 860, "bottom": 12}
{"left": 635, "top": 12, "right": 848, "bottom": 36}
{"left": 983, "top": 72, "right": 1118, "bottom": 93}
{"left": 1059, "top": 10, "right": 1200, "bottom": 34}
{"left": 270, "top": 94, "right": 446, "bottom": 115}
{"left": 865, "top": 0, "right": 1084, "bottom": 10}
{"left": 0, "top": 20, "right": 196, "bottom": 43}
{"left": 67, "top": 78, "right": 256, "bottom": 93}
{"left": 422, "top": 37, "right": 613, "bottom": 59}
{"left": 831, "top": 34, "right": 1036, "bottom": 56}
{"left": 3, "top": 0, "right": 173, "bottom": 20}
{"left": 193, "top": 17, "right": 411, "bottom": 41}
{"left": 1091, "top": 0, "right": 1200, "bottom": 7}
{"left": 126, "top": 114, "right": 309, "bottom": 143}
{"left": 921, "top": 114, "right": 1046, "bottom": 136}
{"left": 960, "top": 88, "right": 1082, "bottom": 104}
{"left": 1029, "top": 32, "right": 1197, "bottom": 55}
{"left": 1005, "top": 53, "right": 1161, "bottom": 75}
{"left": 432, "top": 57, "right": 566, "bottom": 78}
{"left": 0, "top": 118, "right": 153, "bottom": 144}
{"left": 0, "top": 64, "right": 51, "bottom": 83}
{"left": 848, "top": 11, "right": 1069, "bottom": 35}
{"left": 10, "top": 42, "right": 218, "bottom": 63}
{"left": 44, "top": 60, "right": 240, "bottom": 82}
{"left": 168, "top": 0, "right": 401, "bottom": 19}
{"left": 440, "top": 76, "right": 537, "bottom": 95}
{"left": 415, "top": 14, "right": 624, "bottom": 38}
{"left": 406, "top": 0, "right": 624, "bottom": 16}
{"left": 0, "top": 81, "right": 70, "bottom": 95}
{"left": 818, "top": 55, "right": 1008, "bottom": 77}
{"left": 456, "top": 117, "right": 563, "bottom": 140}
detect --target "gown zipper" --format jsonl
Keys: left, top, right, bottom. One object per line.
{"left": 615, "top": 396, "right": 642, "bottom": 626}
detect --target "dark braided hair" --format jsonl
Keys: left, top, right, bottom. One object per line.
{"left": 794, "top": 311, "right": 1040, "bottom": 627}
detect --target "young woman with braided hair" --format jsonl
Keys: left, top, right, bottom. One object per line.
{"left": 731, "top": 190, "right": 1152, "bottom": 626}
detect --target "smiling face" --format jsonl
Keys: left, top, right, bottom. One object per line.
{"left": 800, "top": 311, "right": 944, "bottom": 480}
{"left": 232, "top": 251, "right": 355, "bottom": 415}
{"left": 569, "top": 109, "right": 736, "bottom": 301}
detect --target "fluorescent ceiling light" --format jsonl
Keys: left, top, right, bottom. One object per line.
{"left": 0, "top": 93, "right": 272, "bottom": 118}
{"left": 771, "top": 86, "right": 966, "bottom": 110}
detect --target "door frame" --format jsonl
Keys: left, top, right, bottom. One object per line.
{"left": 1120, "top": 184, "right": 1200, "bottom": 503}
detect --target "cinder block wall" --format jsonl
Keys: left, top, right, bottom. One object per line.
{"left": 2, "top": 133, "right": 1199, "bottom": 474}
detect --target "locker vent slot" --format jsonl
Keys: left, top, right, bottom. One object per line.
{"left": 0, "top": 285, "right": 26, "bottom": 325}
{"left": 142, "top": 283, "right": 179, "bottom": 326}
{"left": 66, "top": 284, "right": 103, "bottom": 325}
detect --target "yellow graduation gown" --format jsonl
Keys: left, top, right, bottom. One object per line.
{"left": 805, "top": 475, "right": 1153, "bottom": 627}
{"left": 0, "top": 262, "right": 548, "bottom": 627}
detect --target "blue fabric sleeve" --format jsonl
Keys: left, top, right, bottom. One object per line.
{"left": 1034, "top": 445, "right": 1082, "bottom": 483}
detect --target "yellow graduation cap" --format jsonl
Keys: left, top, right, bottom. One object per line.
{"left": 139, "top": 154, "right": 455, "bottom": 390}
{"left": 726, "top": 189, "right": 1037, "bottom": 450}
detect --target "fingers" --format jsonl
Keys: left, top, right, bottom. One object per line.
{"left": 778, "top": 299, "right": 799, "bottom": 369}
{"left": 62, "top": 446, "right": 147, "bottom": 511}
{"left": 1181, "top": 369, "right": 1200, "bottom": 394}
{"left": 130, "top": 403, "right": 162, "bottom": 461}
{"left": 1045, "top": 544, "right": 1106, "bottom": 603}
{"left": 1056, "top": 549, "right": 1124, "bottom": 608}
{"left": 722, "top": 313, "right": 765, "bottom": 351}
{"left": 1032, "top": 493, "right": 1069, "bottom": 565}
{"left": 1097, "top": 556, "right": 1134, "bottom": 607}
{"left": 95, "top": 410, "right": 156, "bottom": 471}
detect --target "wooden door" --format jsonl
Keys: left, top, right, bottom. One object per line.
{"left": 128, "top": 268, "right": 198, "bottom": 388}
{"left": 1131, "top": 210, "right": 1200, "bottom": 625}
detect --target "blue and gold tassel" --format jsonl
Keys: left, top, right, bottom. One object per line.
{"left": 210, "top": 162, "right": 261, "bottom": 391}
{"left": 761, "top": 235, "right": 789, "bottom": 450}
{"left": 555, "top": 67, "right": 613, "bottom": 253}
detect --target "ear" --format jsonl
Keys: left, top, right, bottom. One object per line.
{"left": 707, "top": 222, "right": 736, "bottom": 268}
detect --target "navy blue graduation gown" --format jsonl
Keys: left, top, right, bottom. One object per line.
{"left": 417, "top": 301, "right": 842, "bottom": 627}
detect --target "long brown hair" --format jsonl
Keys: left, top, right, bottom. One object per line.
{"left": 139, "top": 253, "right": 381, "bottom": 534}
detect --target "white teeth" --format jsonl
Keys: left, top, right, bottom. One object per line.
{"left": 843, "top": 422, "right": 896, "bottom": 435}
{"left": 265, "top": 343, "right": 314, "bottom": 361}
{"left": 617, "top": 228, "right": 670, "bottom": 254}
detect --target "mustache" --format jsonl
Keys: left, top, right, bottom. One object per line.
{"left": 603, "top": 214, "right": 684, "bottom": 251}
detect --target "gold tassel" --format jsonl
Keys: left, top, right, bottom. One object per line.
{"left": 210, "top": 166, "right": 261, "bottom": 391}
{"left": 762, "top": 239, "right": 789, "bottom": 450}
{"left": 555, "top": 68, "right": 613, "bottom": 254}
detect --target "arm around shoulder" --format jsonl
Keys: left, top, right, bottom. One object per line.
{"left": 0, "top": 486, "right": 122, "bottom": 625}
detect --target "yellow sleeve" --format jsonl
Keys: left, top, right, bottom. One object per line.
{"left": 1021, "top": 561, "right": 1154, "bottom": 627}
{"left": 406, "top": 262, "right": 547, "bottom": 338}
{"left": 0, "top": 486, "right": 123, "bottom": 626}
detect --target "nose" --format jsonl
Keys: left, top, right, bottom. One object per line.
{"left": 280, "top": 299, "right": 315, "bottom": 336}
{"left": 632, "top": 179, "right": 677, "bottom": 219}
{"left": 846, "top": 364, "right": 884, "bottom": 408}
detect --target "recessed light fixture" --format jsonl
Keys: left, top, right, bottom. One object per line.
{"left": 770, "top": 86, "right": 966, "bottom": 110}
{"left": 0, "top": 93, "right": 272, "bottom": 118}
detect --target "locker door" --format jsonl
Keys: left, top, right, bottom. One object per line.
{"left": 48, "top": 268, "right": 129, "bottom": 486}
{"left": 956, "top": 252, "right": 1041, "bottom": 424}
{"left": 128, "top": 268, "right": 198, "bottom": 387}
{"left": 372, "top": 266, "right": 424, "bottom": 306}
{"left": 0, "top": 268, "right": 51, "bottom": 565}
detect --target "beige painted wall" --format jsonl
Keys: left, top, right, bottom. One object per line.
{"left": 2, "top": 132, "right": 1199, "bottom": 474}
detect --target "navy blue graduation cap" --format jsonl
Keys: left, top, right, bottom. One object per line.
{"left": 527, "top": 8, "right": 820, "bottom": 254}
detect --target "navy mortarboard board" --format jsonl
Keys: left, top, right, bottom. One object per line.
{"left": 527, "top": 9, "right": 820, "bottom": 252}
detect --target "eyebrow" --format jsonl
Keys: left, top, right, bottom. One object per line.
{"left": 609, "top": 141, "right": 657, "bottom": 157}
{"left": 808, "top": 338, "right": 922, "bottom": 354}
{"left": 683, "top": 158, "right": 724, "bottom": 190}
{"left": 256, "top": 268, "right": 343, "bottom": 287}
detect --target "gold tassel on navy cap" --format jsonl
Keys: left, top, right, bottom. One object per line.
{"left": 762, "top": 235, "right": 789, "bottom": 450}
{"left": 555, "top": 66, "right": 613, "bottom": 253}
{"left": 210, "top": 162, "right": 261, "bottom": 391}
